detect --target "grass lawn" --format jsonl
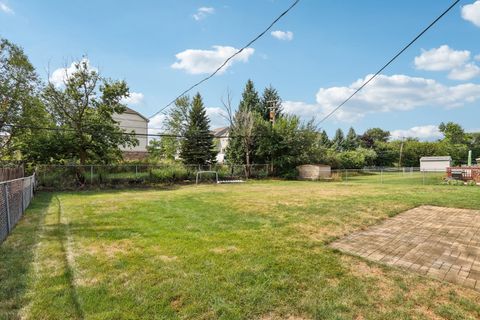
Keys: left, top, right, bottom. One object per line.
{"left": 2, "top": 179, "right": 480, "bottom": 319}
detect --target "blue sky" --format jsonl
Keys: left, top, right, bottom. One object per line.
{"left": 1, "top": 0, "right": 480, "bottom": 139}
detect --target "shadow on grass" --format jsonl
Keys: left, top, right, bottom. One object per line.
{"left": 0, "top": 193, "right": 52, "bottom": 320}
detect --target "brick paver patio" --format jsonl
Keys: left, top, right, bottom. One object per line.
{"left": 331, "top": 206, "right": 480, "bottom": 291}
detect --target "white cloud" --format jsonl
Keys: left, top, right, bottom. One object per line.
{"left": 448, "top": 63, "right": 480, "bottom": 81}
{"left": 283, "top": 74, "right": 480, "bottom": 123}
{"left": 0, "top": 2, "right": 13, "bottom": 14}
{"left": 271, "top": 30, "right": 294, "bottom": 41}
{"left": 414, "top": 45, "right": 470, "bottom": 71}
{"left": 205, "top": 107, "right": 229, "bottom": 128}
{"left": 121, "top": 92, "right": 144, "bottom": 105}
{"left": 171, "top": 45, "right": 254, "bottom": 75}
{"left": 49, "top": 59, "right": 98, "bottom": 87}
{"left": 390, "top": 125, "right": 443, "bottom": 141}
{"left": 193, "top": 7, "right": 215, "bottom": 21}
{"left": 148, "top": 114, "right": 167, "bottom": 136}
{"left": 462, "top": 1, "right": 480, "bottom": 27}
{"left": 414, "top": 45, "right": 480, "bottom": 81}
{"left": 475, "top": 54, "right": 480, "bottom": 61}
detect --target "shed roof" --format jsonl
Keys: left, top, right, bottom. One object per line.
{"left": 420, "top": 156, "right": 452, "bottom": 161}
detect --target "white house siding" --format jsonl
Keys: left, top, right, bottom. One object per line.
{"left": 420, "top": 157, "right": 452, "bottom": 172}
{"left": 113, "top": 110, "right": 148, "bottom": 152}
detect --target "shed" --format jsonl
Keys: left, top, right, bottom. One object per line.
{"left": 420, "top": 156, "right": 452, "bottom": 172}
{"left": 297, "top": 164, "right": 331, "bottom": 180}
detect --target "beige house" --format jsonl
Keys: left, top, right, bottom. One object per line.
{"left": 113, "top": 107, "right": 149, "bottom": 160}
{"left": 212, "top": 127, "right": 229, "bottom": 163}
{"left": 420, "top": 156, "right": 452, "bottom": 172}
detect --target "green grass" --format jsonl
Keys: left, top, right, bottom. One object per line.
{"left": 2, "top": 180, "right": 480, "bottom": 319}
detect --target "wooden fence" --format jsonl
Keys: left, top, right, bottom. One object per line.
{"left": 446, "top": 167, "right": 480, "bottom": 182}
{"left": 0, "top": 166, "right": 25, "bottom": 182}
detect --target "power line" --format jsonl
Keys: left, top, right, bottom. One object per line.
{"left": 148, "top": 0, "right": 301, "bottom": 120}
{"left": 317, "top": 0, "right": 460, "bottom": 125}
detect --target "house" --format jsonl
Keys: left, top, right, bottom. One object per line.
{"left": 420, "top": 156, "right": 452, "bottom": 172}
{"left": 113, "top": 107, "right": 149, "bottom": 160}
{"left": 212, "top": 127, "right": 229, "bottom": 163}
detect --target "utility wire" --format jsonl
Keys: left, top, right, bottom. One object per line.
{"left": 148, "top": 0, "right": 301, "bottom": 120}
{"left": 317, "top": 0, "right": 460, "bottom": 125}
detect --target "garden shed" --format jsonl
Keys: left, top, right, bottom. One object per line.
{"left": 297, "top": 164, "right": 331, "bottom": 180}
{"left": 420, "top": 156, "right": 452, "bottom": 172}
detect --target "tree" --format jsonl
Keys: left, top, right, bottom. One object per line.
{"left": 319, "top": 130, "right": 331, "bottom": 147}
{"left": 0, "top": 38, "right": 41, "bottom": 158}
{"left": 180, "top": 93, "right": 217, "bottom": 165}
{"left": 43, "top": 59, "right": 138, "bottom": 165}
{"left": 158, "top": 96, "right": 190, "bottom": 160}
{"left": 226, "top": 80, "right": 262, "bottom": 165}
{"left": 344, "top": 127, "right": 359, "bottom": 150}
{"left": 226, "top": 110, "right": 255, "bottom": 173}
{"left": 238, "top": 79, "right": 261, "bottom": 113}
{"left": 332, "top": 128, "right": 345, "bottom": 151}
{"left": 359, "top": 128, "right": 390, "bottom": 148}
{"left": 260, "top": 85, "right": 282, "bottom": 122}
{"left": 439, "top": 122, "right": 467, "bottom": 144}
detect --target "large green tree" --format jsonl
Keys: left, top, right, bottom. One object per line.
{"left": 344, "top": 127, "right": 359, "bottom": 150}
{"left": 180, "top": 93, "right": 216, "bottom": 165}
{"left": 0, "top": 38, "right": 43, "bottom": 159}
{"left": 332, "top": 128, "right": 345, "bottom": 151}
{"left": 43, "top": 59, "right": 138, "bottom": 165}
{"left": 156, "top": 96, "right": 190, "bottom": 160}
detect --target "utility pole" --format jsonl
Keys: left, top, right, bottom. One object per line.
{"left": 266, "top": 99, "right": 280, "bottom": 175}
{"left": 399, "top": 136, "right": 405, "bottom": 168}
{"left": 267, "top": 99, "right": 280, "bottom": 127}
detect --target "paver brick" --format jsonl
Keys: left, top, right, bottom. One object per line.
{"left": 330, "top": 206, "right": 480, "bottom": 292}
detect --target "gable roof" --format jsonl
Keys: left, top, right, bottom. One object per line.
{"left": 124, "top": 107, "right": 149, "bottom": 122}
{"left": 420, "top": 156, "right": 452, "bottom": 161}
{"left": 211, "top": 127, "right": 229, "bottom": 138}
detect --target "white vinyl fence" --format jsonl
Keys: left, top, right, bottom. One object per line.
{"left": 0, "top": 174, "right": 35, "bottom": 244}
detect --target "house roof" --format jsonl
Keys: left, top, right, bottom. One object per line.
{"left": 211, "top": 127, "right": 229, "bottom": 138}
{"left": 124, "top": 107, "right": 149, "bottom": 122}
{"left": 420, "top": 156, "right": 452, "bottom": 161}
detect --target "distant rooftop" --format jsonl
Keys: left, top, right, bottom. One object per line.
{"left": 211, "top": 127, "right": 229, "bottom": 138}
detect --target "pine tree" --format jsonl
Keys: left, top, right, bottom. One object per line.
{"left": 319, "top": 130, "right": 331, "bottom": 147}
{"left": 260, "top": 85, "right": 282, "bottom": 122}
{"left": 226, "top": 80, "right": 261, "bottom": 164}
{"left": 238, "top": 79, "right": 261, "bottom": 113}
{"left": 344, "top": 127, "right": 359, "bottom": 150}
{"left": 180, "top": 93, "right": 217, "bottom": 165}
{"left": 332, "top": 128, "right": 345, "bottom": 151}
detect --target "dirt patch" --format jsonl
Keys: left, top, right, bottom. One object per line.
{"left": 210, "top": 246, "right": 239, "bottom": 254}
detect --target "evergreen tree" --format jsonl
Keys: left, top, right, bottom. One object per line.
{"left": 158, "top": 96, "right": 190, "bottom": 160}
{"left": 332, "top": 128, "right": 345, "bottom": 151}
{"left": 180, "top": 93, "right": 217, "bottom": 165}
{"left": 344, "top": 127, "right": 359, "bottom": 150}
{"left": 226, "top": 80, "right": 261, "bottom": 164}
{"left": 238, "top": 79, "right": 261, "bottom": 113}
{"left": 319, "top": 130, "right": 331, "bottom": 147}
{"left": 260, "top": 85, "right": 282, "bottom": 122}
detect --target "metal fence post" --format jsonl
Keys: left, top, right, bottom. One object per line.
{"left": 423, "top": 171, "right": 426, "bottom": 185}
{"left": 90, "top": 165, "right": 93, "bottom": 185}
{"left": 135, "top": 165, "right": 138, "bottom": 178}
{"left": 345, "top": 169, "right": 348, "bottom": 182}
{"left": 381, "top": 169, "right": 383, "bottom": 184}
{"left": 4, "top": 184, "right": 11, "bottom": 233}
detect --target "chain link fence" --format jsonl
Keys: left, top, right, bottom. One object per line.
{"left": 0, "top": 174, "right": 36, "bottom": 244}
{"left": 330, "top": 167, "right": 453, "bottom": 185}
{"left": 36, "top": 164, "right": 270, "bottom": 190}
